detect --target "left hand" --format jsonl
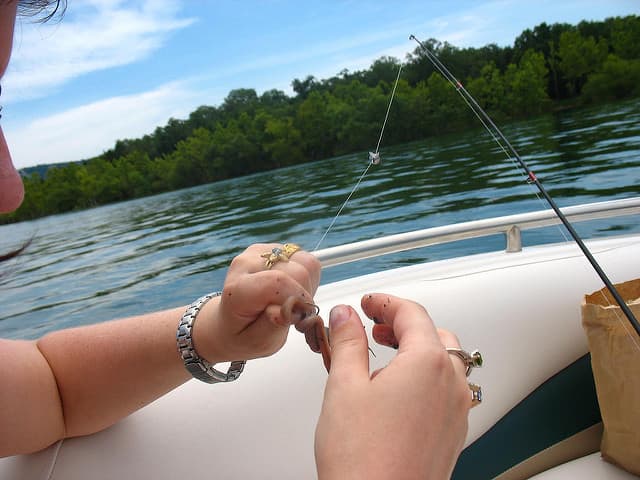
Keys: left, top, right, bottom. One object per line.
{"left": 315, "top": 293, "right": 470, "bottom": 480}
{"left": 193, "top": 243, "right": 321, "bottom": 363}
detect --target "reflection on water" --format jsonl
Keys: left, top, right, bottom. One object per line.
{"left": 1, "top": 100, "right": 639, "bottom": 339}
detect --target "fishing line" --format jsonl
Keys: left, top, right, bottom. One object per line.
{"left": 374, "top": 63, "right": 403, "bottom": 155}
{"left": 409, "top": 34, "right": 640, "bottom": 339}
{"left": 313, "top": 63, "right": 403, "bottom": 252}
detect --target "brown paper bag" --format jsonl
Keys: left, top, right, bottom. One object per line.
{"left": 581, "top": 278, "right": 640, "bottom": 475}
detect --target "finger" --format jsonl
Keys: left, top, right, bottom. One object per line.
{"left": 361, "top": 293, "right": 440, "bottom": 351}
{"left": 436, "top": 328, "right": 469, "bottom": 379}
{"left": 327, "top": 305, "right": 369, "bottom": 380}
{"left": 222, "top": 270, "right": 313, "bottom": 322}
{"left": 227, "top": 243, "right": 295, "bottom": 279}
{"left": 229, "top": 244, "right": 321, "bottom": 295}
{"left": 226, "top": 243, "right": 281, "bottom": 278}
{"left": 371, "top": 324, "right": 398, "bottom": 349}
{"left": 272, "top": 253, "right": 320, "bottom": 296}
{"left": 279, "top": 296, "right": 318, "bottom": 327}
{"left": 240, "top": 304, "right": 291, "bottom": 356}
{"left": 438, "top": 328, "right": 461, "bottom": 350}
{"left": 282, "top": 248, "right": 321, "bottom": 294}
{"left": 212, "top": 304, "right": 291, "bottom": 361}
{"left": 222, "top": 297, "right": 316, "bottom": 356}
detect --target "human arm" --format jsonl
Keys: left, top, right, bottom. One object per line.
{"left": 315, "top": 293, "right": 471, "bottom": 480}
{"left": 0, "top": 243, "right": 320, "bottom": 457}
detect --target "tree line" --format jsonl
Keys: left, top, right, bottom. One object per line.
{"left": 4, "top": 15, "right": 639, "bottom": 224}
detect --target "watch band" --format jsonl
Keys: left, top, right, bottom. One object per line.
{"left": 177, "top": 292, "right": 246, "bottom": 383}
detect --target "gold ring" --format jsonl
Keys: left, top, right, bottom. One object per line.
{"left": 469, "top": 382, "right": 482, "bottom": 407}
{"left": 283, "top": 243, "right": 301, "bottom": 258}
{"left": 261, "top": 243, "right": 301, "bottom": 269}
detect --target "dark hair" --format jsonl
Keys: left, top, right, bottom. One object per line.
{"left": 17, "top": 0, "right": 66, "bottom": 22}
{"left": 0, "top": 237, "right": 31, "bottom": 262}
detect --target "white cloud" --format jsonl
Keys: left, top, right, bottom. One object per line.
{"left": 5, "top": 0, "right": 195, "bottom": 102}
{"left": 6, "top": 81, "right": 203, "bottom": 168}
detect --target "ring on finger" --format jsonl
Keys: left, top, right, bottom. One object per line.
{"left": 446, "top": 348, "right": 483, "bottom": 376}
{"left": 261, "top": 243, "right": 301, "bottom": 269}
{"left": 282, "top": 243, "right": 301, "bottom": 258}
{"left": 469, "top": 382, "right": 482, "bottom": 407}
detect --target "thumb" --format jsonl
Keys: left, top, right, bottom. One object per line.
{"left": 327, "top": 305, "right": 370, "bottom": 379}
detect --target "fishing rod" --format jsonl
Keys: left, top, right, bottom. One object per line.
{"left": 409, "top": 34, "right": 640, "bottom": 337}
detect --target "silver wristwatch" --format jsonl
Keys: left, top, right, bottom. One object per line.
{"left": 177, "top": 292, "right": 246, "bottom": 383}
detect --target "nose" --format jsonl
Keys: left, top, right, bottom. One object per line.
{"left": 0, "top": 127, "right": 24, "bottom": 214}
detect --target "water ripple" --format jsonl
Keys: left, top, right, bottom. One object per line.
{"left": 2, "top": 100, "right": 640, "bottom": 339}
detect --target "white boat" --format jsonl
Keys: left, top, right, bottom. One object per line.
{"left": 2, "top": 197, "right": 639, "bottom": 479}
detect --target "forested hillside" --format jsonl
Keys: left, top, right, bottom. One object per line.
{"left": 4, "top": 15, "right": 639, "bottom": 224}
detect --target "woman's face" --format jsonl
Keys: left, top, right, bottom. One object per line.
{"left": 0, "top": 1, "right": 23, "bottom": 214}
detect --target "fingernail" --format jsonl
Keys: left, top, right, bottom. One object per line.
{"left": 329, "top": 305, "right": 349, "bottom": 330}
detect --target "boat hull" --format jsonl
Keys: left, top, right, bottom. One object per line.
{"left": 2, "top": 234, "right": 639, "bottom": 479}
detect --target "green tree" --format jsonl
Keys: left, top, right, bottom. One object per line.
{"left": 292, "top": 75, "right": 319, "bottom": 99}
{"left": 261, "top": 114, "right": 305, "bottom": 167}
{"left": 503, "top": 50, "right": 550, "bottom": 115}
{"left": 210, "top": 116, "right": 262, "bottom": 177}
{"left": 610, "top": 15, "right": 640, "bottom": 60}
{"left": 362, "top": 56, "right": 403, "bottom": 87}
{"left": 114, "top": 151, "right": 154, "bottom": 198}
{"left": 82, "top": 158, "right": 122, "bottom": 204}
{"left": 42, "top": 163, "right": 84, "bottom": 212}
{"left": 582, "top": 54, "right": 640, "bottom": 102}
{"left": 187, "top": 105, "right": 222, "bottom": 132}
{"left": 558, "top": 30, "right": 608, "bottom": 95}
{"left": 222, "top": 89, "right": 259, "bottom": 118}
{"left": 466, "top": 62, "right": 505, "bottom": 114}
{"left": 295, "top": 90, "right": 337, "bottom": 160}
{"left": 259, "top": 89, "right": 292, "bottom": 115}
{"left": 169, "top": 127, "right": 217, "bottom": 187}
{"left": 423, "top": 72, "right": 469, "bottom": 132}
{"left": 12, "top": 173, "right": 47, "bottom": 220}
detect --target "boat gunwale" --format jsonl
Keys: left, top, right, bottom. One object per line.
{"left": 314, "top": 197, "right": 640, "bottom": 267}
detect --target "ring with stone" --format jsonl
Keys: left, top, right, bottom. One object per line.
{"left": 469, "top": 382, "right": 482, "bottom": 407}
{"left": 446, "top": 348, "right": 483, "bottom": 376}
{"left": 261, "top": 243, "right": 301, "bottom": 269}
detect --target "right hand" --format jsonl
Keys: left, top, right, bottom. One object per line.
{"left": 315, "top": 293, "right": 471, "bottom": 480}
{"left": 193, "top": 243, "right": 321, "bottom": 364}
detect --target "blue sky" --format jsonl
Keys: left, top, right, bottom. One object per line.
{"left": 3, "top": 0, "right": 638, "bottom": 169}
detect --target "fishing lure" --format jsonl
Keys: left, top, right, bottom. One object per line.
{"left": 313, "top": 62, "right": 402, "bottom": 253}
{"left": 281, "top": 297, "right": 331, "bottom": 372}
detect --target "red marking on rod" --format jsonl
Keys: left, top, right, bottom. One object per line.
{"left": 456, "top": 80, "right": 463, "bottom": 90}
{"left": 528, "top": 171, "right": 537, "bottom": 182}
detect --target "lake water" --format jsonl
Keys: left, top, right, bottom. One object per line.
{"left": 1, "top": 99, "right": 639, "bottom": 339}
